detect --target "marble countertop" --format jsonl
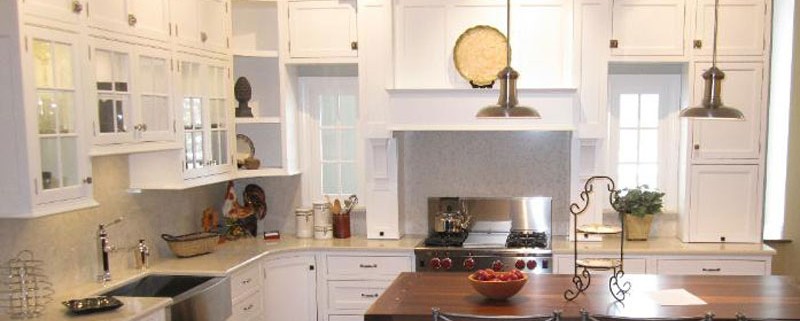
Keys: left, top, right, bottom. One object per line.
{"left": 551, "top": 236, "right": 776, "bottom": 256}
{"left": 1, "top": 235, "right": 424, "bottom": 321}
{"left": 6, "top": 234, "right": 775, "bottom": 320}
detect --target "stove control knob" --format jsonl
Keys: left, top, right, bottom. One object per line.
{"left": 441, "top": 258, "right": 453, "bottom": 270}
{"left": 491, "top": 260, "right": 504, "bottom": 271}
{"left": 515, "top": 259, "right": 525, "bottom": 270}
{"left": 430, "top": 257, "right": 442, "bottom": 270}
{"left": 463, "top": 257, "right": 476, "bottom": 271}
{"left": 527, "top": 260, "right": 538, "bottom": 270}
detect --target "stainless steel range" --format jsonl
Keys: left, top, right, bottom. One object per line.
{"left": 415, "top": 197, "right": 553, "bottom": 274}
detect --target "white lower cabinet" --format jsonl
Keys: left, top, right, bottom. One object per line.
{"left": 320, "top": 252, "right": 414, "bottom": 321}
{"left": 229, "top": 263, "right": 263, "bottom": 321}
{"left": 655, "top": 258, "right": 768, "bottom": 276}
{"left": 263, "top": 254, "right": 317, "bottom": 321}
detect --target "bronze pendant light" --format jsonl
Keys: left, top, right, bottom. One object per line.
{"left": 476, "top": 0, "right": 541, "bottom": 119}
{"left": 679, "top": 0, "right": 745, "bottom": 120}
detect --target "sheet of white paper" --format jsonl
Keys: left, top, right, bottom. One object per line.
{"left": 648, "top": 289, "right": 707, "bottom": 306}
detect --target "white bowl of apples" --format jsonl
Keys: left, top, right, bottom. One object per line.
{"left": 468, "top": 268, "right": 528, "bottom": 300}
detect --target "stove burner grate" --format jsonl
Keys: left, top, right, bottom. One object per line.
{"left": 424, "top": 232, "right": 468, "bottom": 247}
{"left": 505, "top": 231, "right": 548, "bottom": 249}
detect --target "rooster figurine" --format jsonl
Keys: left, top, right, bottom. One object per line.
{"left": 222, "top": 181, "right": 255, "bottom": 220}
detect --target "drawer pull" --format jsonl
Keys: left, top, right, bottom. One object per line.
{"left": 702, "top": 268, "right": 721, "bottom": 272}
{"left": 361, "top": 293, "right": 379, "bottom": 298}
{"left": 243, "top": 304, "right": 254, "bottom": 311}
{"left": 359, "top": 264, "right": 378, "bottom": 268}
{"left": 241, "top": 278, "right": 251, "bottom": 284}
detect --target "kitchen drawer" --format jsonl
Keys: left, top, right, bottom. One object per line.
{"left": 326, "top": 255, "right": 411, "bottom": 279}
{"left": 656, "top": 259, "right": 767, "bottom": 275}
{"left": 329, "top": 315, "right": 363, "bottom": 321}
{"left": 231, "top": 263, "right": 261, "bottom": 300}
{"left": 230, "top": 289, "right": 263, "bottom": 321}
{"left": 327, "top": 280, "right": 391, "bottom": 311}
{"left": 555, "top": 256, "right": 647, "bottom": 274}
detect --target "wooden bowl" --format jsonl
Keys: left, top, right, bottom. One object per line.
{"left": 467, "top": 273, "right": 528, "bottom": 300}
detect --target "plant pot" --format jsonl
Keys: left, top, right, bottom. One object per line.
{"left": 623, "top": 214, "right": 654, "bottom": 241}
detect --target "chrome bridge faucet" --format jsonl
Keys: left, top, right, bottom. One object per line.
{"left": 97, "top": 217, "right": 124, "bottom": 283}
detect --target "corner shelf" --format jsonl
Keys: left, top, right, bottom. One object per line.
{"left": 235, "top": 117, "right": 281, "bottom": 124}
{"left": 235, "top": 167, "right": 299, "bottom": 179}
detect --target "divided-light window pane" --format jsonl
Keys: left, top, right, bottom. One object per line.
{"left": 618, "top": 129, "right": 638, "bottom": 162}
{"left": 322, "top": 163, "right": 340, "bottom": 195}
{"left": 619, "top": 94, "right": 639, "bottom": 127}
{"left": 640, "top": 94, "right": 660, "bottom": 128}
{"left": 638, "top": 129, "right": 658, "bottom": 163}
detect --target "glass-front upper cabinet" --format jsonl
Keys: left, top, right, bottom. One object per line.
{"left": 28, "top": 26, "right": 92, "bottom": 207}
{"left": 179, "top": 55, "right": 231, "bottom": 180}
{"left": 90, "top": 39, "right": 175, "bottom": 150}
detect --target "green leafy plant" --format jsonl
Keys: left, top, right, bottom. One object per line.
{"left": 612, "top": 185, "right": 665, "bottom": 218}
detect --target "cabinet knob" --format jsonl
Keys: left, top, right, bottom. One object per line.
{"left": 71, "top": 1, "right": 83, "bottom": 14}
{"left": 693, "top": 40, "right": 702, "bottom": 49}
{"left": 694, "top": 144, "right": 700, "bottom": 150}
{"left": 609, "top": 39, "right": 619, "bottom": 49}
{"left": 83, "top": 177, "right": 93, "bottom": 184}
{"left": 351, "top": 41, "right": 358, "bottom": 50}
{"left": 200, "top": 32, "right": 208, "bottom": 43}
{"left": 128, "top": 14, "right": 137, "bottom": 26}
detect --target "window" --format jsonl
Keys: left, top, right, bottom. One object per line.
{"left": 609, "top": 73, "right": 681, "bottom": 211}
{"left": 299, "top": 77, "right": 361, "bottom": 203}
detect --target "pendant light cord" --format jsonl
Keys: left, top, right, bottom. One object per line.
{"left": 506, "top": 0, "right": 511, "bottom": 67}
{"left": 712, "top": 0, "right": 719, "bottom": 66}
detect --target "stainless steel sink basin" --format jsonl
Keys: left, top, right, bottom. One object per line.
{"left": 100, "top": 275, "right": 230, "bottom": 321}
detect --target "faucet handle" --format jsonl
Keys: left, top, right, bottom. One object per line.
{"left": 135, "top": 239, "right": 150, "bottom": 270}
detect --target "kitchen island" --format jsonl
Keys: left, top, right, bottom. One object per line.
{"left": 365, "top": 272, "right": 800, "bottom": 321}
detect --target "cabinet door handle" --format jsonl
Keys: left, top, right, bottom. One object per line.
{"left": 351, "top": 41, "right": 358, "bottom": 50}
{"left": 242, "top": 304, "right": 254, "bottom": 311}
{"left": 83, "top": 177, "right": 93, "bottom": 184}
{"left": 702, "top": 268, "right": 721, "bottom": 272}
{"left": 241, "top": 278, "right": 251, "bottom": 284}
{"left": 201, "top": 32, "right": 208, "bottom": 43}
{"left": 694, "top": 144, "right": 700, "bottom": 150}
{"left": 71, "top": 0, "right": 83, "bottom": 14}
{"left": 361, "top": 293, "right": 379, "bottom": 298}
{"left": 609, "top": 39, "right": 619, "bottom": 48}
{"left": 128, "top": 14, "right": 137, "bottom": 26}
{"left": 359, "top": 264, "right": 378, "bottom": 268}
{"left": 694, "top": 40, "right": 703, "bottom": 49}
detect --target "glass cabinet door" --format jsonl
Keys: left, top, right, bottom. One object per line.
{"left": 136, "top": 47, "right": 173, "bottom": 141}
{"left": 207, "top": 65, "right": 229, "bottom": 170}
{"left": 180, "top": 60, "right": 206, "bottom": 178}
{"left": 31, "top": 34, "right": 84, "bottom": 197}
{"left": 93, "top": 47, "right": 132, "bottom": 144}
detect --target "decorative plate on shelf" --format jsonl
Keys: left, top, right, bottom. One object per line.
{"left": 577, "top": 224, "right": 622, "bottom": 235}
{"left": 453, "top": 25, "right": 508, "bottom": 88}
{"left": 236, "top": 134, "right": 255, "bottom": 165}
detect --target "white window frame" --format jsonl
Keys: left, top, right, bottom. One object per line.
{"left": 298, "top": 76, "right": 364, "bottom": 206}
{"left": 608, "top": 74, "right": 682, "bottom": 212}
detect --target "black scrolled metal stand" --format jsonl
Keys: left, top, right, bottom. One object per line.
{"left": 563, "top": 176, "right": 631, "bottom": 303}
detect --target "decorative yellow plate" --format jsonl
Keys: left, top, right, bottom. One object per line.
{"left": 453, "top": 25, "right": 507, "bottom": 87}
{"left": 577, "top": 224, "right": 622, "bottom": 235}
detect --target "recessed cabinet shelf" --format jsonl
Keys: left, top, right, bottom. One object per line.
{"left": 235, "top": 117, "right": 281, "bottom": 124}
{"left": 235, "top": 168, "right": 299, "bottom": 179}
{"left": 233, "top": 50, "right": 279, "bottom": 58}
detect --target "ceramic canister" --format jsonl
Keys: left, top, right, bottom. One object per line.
{"left": 314, "top": 225, "right": 333, "bottom": 239}
{"left": 312, "top": 202, "right": 331, "bottom": 227}
{"left": 295, "top": 208, "right": 314, "bottom": 238}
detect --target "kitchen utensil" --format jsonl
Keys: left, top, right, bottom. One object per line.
{"left": 63, "top": 296, "right": 123, "bottom": 314}
{"left": 433, "top": 209, "right": 470, "bottom": 233}
{"left": 1, "top": 250, "right": 54, "bottom": 319}
{"left": 161, "top": 232, "right": 220, "bottom": 258}
{"left": 332, "top": 199, "right": 342, "bottom": 215}
{"left": 343, "top": 194, "right": 358, "bottom": 214}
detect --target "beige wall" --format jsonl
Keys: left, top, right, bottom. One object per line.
{"left": 0, "top": 156, "right": 303, "bottom": 293}
{"left": 769, "top": 0, "right": 800, "bottom": 283}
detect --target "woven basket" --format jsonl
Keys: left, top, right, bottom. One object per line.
{"left": 161, "top": 232, "right": 220, "bottom": 258}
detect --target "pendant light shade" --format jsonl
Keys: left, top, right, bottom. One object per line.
{"left": 476, "top": 0, "right": 540, "bottom": 119}
{"left": 680, "top": 0, "right": 744, "bottom": 120}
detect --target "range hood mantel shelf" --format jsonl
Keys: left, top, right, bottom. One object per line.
{"left": 386, "top": 87, "right": 577, "bottom": 95}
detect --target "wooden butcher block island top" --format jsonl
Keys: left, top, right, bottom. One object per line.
{"left": 365, "top": 272, "right": 800, "bottom": 321}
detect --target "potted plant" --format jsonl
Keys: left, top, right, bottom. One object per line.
{"left": 612, "top": 186, "right": 665, "bottom": 241}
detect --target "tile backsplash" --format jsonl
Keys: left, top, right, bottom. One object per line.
{"left": 397, "top": 131, "right": 572, "bottom": 235}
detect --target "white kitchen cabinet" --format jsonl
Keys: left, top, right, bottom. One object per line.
{"left": 287, "top": 0, "right": 358, "bottom": 59}
{"left": 319, "top": 252, "right": 413, "bottom": 321}
{"left": 575, "top": 0, "right": 611, "bottom": 138}
{"left": 690, "top": 62, "right": 764, "bottom": 161}
{"left": 128, "top": 53, "right": 234, "bottom": 189}
{"left": 610, "top": 0, "right": 686, "bottom": 56}
{"left": 21, "top": 0, "right": 84, "bottom": 30}
{"left": 263, "top": 255, "right": 317, "bottom": 321}
{"left": 656, "top": 258, "right": 767, "bottom": 275}
{"left": 229, "top": 263, "right": 263, "bottom": 321}
{"left": 693, "top": 0, "right": 767, "bottom": 56}
{"left": 85, "top": 0, "right": 170, "bottom": 42}
{"left": 0, "top": 20, "right": 97, "bottom": 217}
{"left": 681, "top": 164, "right": 761, "bottom": 243}
{"left": 89, "top": 38, "right": 177, "bottom": 153}
{"left": 171, "top": 0, "right": 230, "bottom": 54}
